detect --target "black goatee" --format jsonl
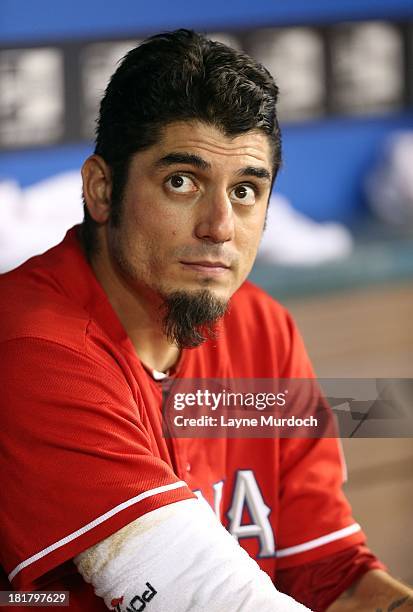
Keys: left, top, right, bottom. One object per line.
{"left": 161, "top": 290, "right": 228, "bottom": 349}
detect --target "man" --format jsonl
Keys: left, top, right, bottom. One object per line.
{"left": 0, "top": 30, "right": 411, "bottom": 611}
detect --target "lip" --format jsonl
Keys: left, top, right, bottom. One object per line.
{"left": 180, "top": 260, "right": 231, "bottom": 275}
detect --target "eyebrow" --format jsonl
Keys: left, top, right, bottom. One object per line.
{"left": 236, "top": 166, "right": 271, "bottom": 182}
{"left": 154, "top": 152, "right": 272, "bottom": 182}
{"left": 154, "top": 152, "right": 211, "bottom": 171}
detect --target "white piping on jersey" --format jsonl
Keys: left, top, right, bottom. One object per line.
{"left": 276, "top": 523, "right": 361, "bottom": 558}
{"left": 8, "top": 480, "right": 188, "bottom": 583}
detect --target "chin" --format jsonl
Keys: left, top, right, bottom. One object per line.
{"left": 197, "top": 285, "right": 232, "bottom": 302}
{"left": 172, "top": 278, "right": 229, "bottom": 296}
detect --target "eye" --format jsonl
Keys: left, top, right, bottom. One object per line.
{"left": 165, "top": 174, "right": 197, "bottom": 194}
{"left": 230, "top": 184, "right": 256, "bottom": 206}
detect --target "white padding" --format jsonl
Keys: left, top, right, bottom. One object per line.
{"left": 74, "top": 497, "right": 311, "bottom": 611}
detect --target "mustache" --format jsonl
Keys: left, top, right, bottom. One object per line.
{"left": 174, "top": 244, "right": 237, "bottom": 267}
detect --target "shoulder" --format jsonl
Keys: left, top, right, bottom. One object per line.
{"left": 0, "top": 258, "right": 90, "bottom": 352}
{"left": 0, "top": 249, "right": 134, "bottom": 392}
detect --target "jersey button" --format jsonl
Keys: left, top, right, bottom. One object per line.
{"left": 186, "top": 462, "right": 191, "bottom": 472}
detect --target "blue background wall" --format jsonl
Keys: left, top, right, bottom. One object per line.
{"left": 2, "top": 0, "right": 413, "bottom": 42}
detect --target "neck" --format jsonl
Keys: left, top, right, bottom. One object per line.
{"left": 90, "top": 244, "right": 180, "bottom": 374}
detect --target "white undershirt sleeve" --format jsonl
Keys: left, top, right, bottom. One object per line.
{"left": 74, "top": 497, "right": 311, "bottom": 611}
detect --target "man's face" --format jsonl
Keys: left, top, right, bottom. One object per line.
{"left": 106, "top": 120, "right": 273, "bottom": 307}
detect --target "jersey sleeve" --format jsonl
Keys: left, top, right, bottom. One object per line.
{"left": 275, "top": 544, "right": 386, "bottom": 610}
{"left": 0, "top": 336, "right": 194, "bottom": 590}
{"left": 276, "top": 308, "right": 367, "bottom": 568}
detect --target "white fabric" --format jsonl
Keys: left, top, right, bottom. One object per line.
{"left": 74, "top": 497, "right": 311, "bottom": 611}
{"left": 258, "top": 193, "right": 353, "bottom": 265}
{"left": 366, "top": 131, "right": 413, "bottom": 226}
{"left": 0, "top": 172, "right": 83, "bottom": 272}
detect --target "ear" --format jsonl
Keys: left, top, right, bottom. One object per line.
{"left": 82, "top": 155, "right": 112, "bottom": 223}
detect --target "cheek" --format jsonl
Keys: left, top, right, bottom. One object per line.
{"left": 238, "top": 220, "right": 264, "bottom": 255}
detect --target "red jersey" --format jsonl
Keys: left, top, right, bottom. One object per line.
{"left": 0, "top": 227, "right": 367, "bottom": 610}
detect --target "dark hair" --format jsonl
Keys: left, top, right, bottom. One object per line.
{"left": 82, "top": 28, "right": 281, "bottom": 257}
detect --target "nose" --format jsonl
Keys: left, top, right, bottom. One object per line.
{"left": 194, "top": 190, "right": 235, "bottom": 244}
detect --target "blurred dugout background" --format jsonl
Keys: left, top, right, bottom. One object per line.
{"left": 0, "top": 0, "right": 412, "bottom": 584}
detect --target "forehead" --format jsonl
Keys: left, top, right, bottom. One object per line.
{"left": 150, "top": 120, "right": 273, "bottom": 169}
